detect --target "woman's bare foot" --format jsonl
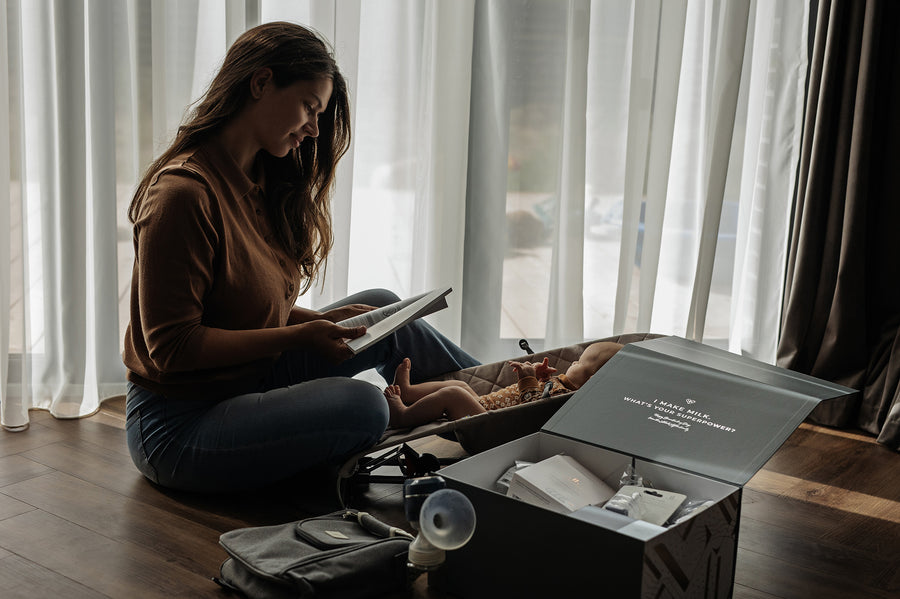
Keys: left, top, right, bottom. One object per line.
{"left": 392, "top": 358, "right": 413, "bottom": 403}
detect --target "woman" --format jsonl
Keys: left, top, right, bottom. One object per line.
{"left": 123, "top": 22, "right": 478, "bottom": 493}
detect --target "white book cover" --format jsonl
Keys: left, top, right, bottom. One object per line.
{"left": 507, "top": 454, "right": 616, "bottom": 514}
{"left": 338, "top": 286, "right": 452, "bottom": 354}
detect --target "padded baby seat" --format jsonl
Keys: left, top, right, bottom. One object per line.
{"left": 336, "top": 333, "right": 662, "bottom": 505}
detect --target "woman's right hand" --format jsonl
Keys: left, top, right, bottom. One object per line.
{"left": 298, "top": 319, "right": 367, "bottom": 363}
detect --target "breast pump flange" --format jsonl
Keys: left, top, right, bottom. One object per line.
{"left": 403, "top": 475, "right": 477, "bottom": 573}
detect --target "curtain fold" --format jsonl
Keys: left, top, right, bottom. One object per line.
{"left": 613, "top": 0, "right": 688, "bottom": 336}
{"left": 544, "top": 0, "right": 590, "bottom": 349}
{"left": 305, "top": 0, "right": 360, "bottom": 307}
{"left": 1, "top": 0, "right": 128, "bottom": 429}
{"left": 729, "top": 1, "right": 810, "bottom": 361}
{"left": 684, "top": 0, "right": 751, "bottom": 340}
{"left": 777, "top": 0, "right": 900, "bottom": 448}
{"left": 460, "top": 0, "right": 510, "bottom": 359}
{"left": 1, "top": 0, "right": 15, "bottom": 427}
{"left": 408, "top": 0, "right": 475, "bottom": 342}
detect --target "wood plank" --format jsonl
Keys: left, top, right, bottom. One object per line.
{"left": 20, "top": 438, "right": 253, "bottom": 531}
{"left": 873, "top": 559, "right": 900, "bottom": 597}
{"left": 25, "top": 409, "right": 54, "bottom": 423}
{"left": 0, "top": 422, "right": 66, "bottom": 458}
{"left": 819, "top": 508, "right": 900, "bottom": 559}
{"left": 734, "top": 547, "right": 894, "bottom": 599}
{"left": 22, "top": 435, "right": 144, "bottom": 494}
{"left": 0, "top": 510, "right": 222, "bottom": 598}
{"left": 798, "top": 422, "right": 882, "bottom": 444}
{"left": 0, "top": 554, "right": 107, "bottom": 599}
{"left": 30, "top": 416, "right": 132, "bottom": 458}
{"left": 21, "top": 437, "right": 331, "bottom": 531}
{"left": 0, "top": 455, "right": 55, "bottom": 488}
{"left": 757, "top": 425, "right": 900, "bottom": 500}
{"left": 2, "top": 471, "right": 226, "bottom": 575}
{"left": 90, "top": 395, "right": 127, "bottom": 430}
{"left": 738, "top": 515, "right": 890, "bottom": 589}
{"left": 0, "top": 493, "right": 35, "bottom": 522}
{"left": 747, "top": 470, "right": 900, "bottom": 524}
{"left": 98, "top": 395, "right": 126, "bottom": 420}
{"left": 732, "top": 583, "right": 780, "bottom": 599}
{"left": 739, "top": 488, "right": 840, "bottom": 539}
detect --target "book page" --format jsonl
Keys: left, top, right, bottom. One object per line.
{"left": 340, "top": 286, "right": 452, "bottom": 354}
{"left": 338, "top": 291, "right": 429, "bottom": 329}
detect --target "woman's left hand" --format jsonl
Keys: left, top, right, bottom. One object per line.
{"left": 320, "top": 304, "right": 375, "bottom": 323}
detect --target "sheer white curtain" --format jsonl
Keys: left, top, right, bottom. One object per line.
{"left": 2, "top": 0, "right": 130, "bottom": 430}
{"left": 1, "top": 0, "right": 808, "bottom": 430}
{"left": 1, "top": 0, "right": 280, "bottom": 430}
{"left": 455, "top": 0, "right": 807, "bottom": 362}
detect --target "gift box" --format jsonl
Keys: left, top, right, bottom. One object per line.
{"left": 430, "top": 336, "right": 856, "bottom": 598}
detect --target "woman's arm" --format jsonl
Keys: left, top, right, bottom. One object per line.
{"left": 186, "top": 320, "right": 366, "bottom": 369}
{"left": 288, "top": 306, "right": 324, "bottom": 324}
{"left": 288, "top": 304, "right": 375, "bottom": 325}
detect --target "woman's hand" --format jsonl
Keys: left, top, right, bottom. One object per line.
{"left": 320, "top": 304, "right": 375, "bottom": 323}
{"left": 298, "top": 319, "right": 367, "bottom": 363}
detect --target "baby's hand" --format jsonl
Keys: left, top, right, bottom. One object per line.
{"left": 508, "top": 360, "right": 537, "bottom": 379}
{"left": 533, "top": 357, "right": 558, "bottom": 382}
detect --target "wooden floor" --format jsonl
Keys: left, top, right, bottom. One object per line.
{"left": 1, "top": 398, "right": 898, "bottom": 598}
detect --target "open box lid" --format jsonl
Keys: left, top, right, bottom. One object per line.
{"left": 543, "top": 337, "right": 858, "bottom": 486}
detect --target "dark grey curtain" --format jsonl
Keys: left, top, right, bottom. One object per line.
{"left": 778, "top": 0, "right": 900, "bottom": 449}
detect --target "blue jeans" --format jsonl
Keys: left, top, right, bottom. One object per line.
{"left": 125, "top": 289, "right": 479, "bottom": 493}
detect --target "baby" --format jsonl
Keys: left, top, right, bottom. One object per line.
{"left": 384, "top": 341, "right": 622, "bottom": 428}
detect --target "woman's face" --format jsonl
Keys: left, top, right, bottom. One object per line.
{"left": 250, "top": 73, "right": 333, "bottom": 158}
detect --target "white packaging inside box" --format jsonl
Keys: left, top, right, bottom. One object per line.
{"left": 433, "top": 431, "right": 742, "bottom": 598}
{"left": 506, "top": 454, "right": 617, "bottom": 514}
{"left": 430, "top": 337, "right": 858, "bottom": 599}
{"left": 448, "top": 428, "right": 739, "bottom": 538}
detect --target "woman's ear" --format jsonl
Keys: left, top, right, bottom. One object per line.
{"left": 249, "top": 67, "right": 273, "bottom": 99}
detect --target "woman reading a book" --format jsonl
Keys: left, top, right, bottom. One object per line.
{"left": 122, "top": 22, "right": 477, "bottom": 493}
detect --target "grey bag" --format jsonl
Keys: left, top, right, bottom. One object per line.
{"left": 215, "top": 509, "right": 412, "bottom": 598}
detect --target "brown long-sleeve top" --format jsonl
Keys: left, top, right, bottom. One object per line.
{"left": 123, "top": 141, "right": 302, "bottom": 400}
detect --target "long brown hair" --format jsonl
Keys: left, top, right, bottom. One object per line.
{"left": 128, "top": 21, "right": 351, "bottom": 292}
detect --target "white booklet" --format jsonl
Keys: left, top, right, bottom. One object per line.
{"left": 338, "top": 286, "right": 452, "bottom": 354}
{"left": 602, "top": 485, "right": 687, "bottom": 526}
{"left": 507, "top": 454, "right": 617, "bottom": 514}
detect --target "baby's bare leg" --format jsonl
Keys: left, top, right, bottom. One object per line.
{"left": 392, "top": 358, "right": 479, "bottom": 405}
{"left": 384, "top": 385, "right": 485, "bottom": 428}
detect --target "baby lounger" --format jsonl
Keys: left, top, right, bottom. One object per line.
{"left": 336, "top": 332, "right": 661, "bottom": 505}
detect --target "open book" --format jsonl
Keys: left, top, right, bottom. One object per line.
{"left": 338, "top": 286, "right": 453, "bottom": 354}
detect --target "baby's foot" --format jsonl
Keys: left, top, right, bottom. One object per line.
{"left": 383, "top": 385, "right": 406, "bottom": 427}
{"left": 392, "top": 358, "right": 413, "bottom": 394}
{"left": 384, "top": 384, "right": 402, "bottom": 401}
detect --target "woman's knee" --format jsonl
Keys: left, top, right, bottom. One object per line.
{"left": 353, "top": 288, "right": 400, "bottom": 308}
{"left": 334, "top": 379, "right": 390, "bottom": 440}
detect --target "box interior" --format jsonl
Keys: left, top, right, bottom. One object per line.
{"left": 441, "top": 430, "right": 739, "bottom": 540}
